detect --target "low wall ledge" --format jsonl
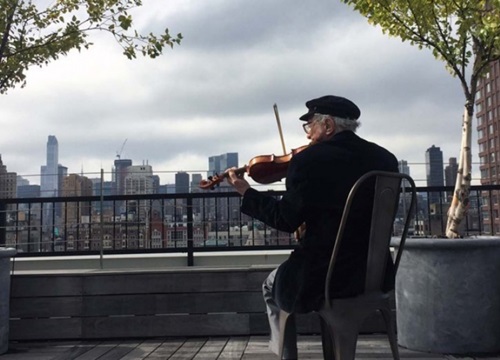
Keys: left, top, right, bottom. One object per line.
{"left": 391, "top": 236, "right": 500, "bottom": 249}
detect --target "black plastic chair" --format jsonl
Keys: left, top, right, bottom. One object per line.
{"left": 278, "top": 171, "right": 417, "bottom": 360}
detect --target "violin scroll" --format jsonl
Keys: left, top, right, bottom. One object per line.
{"left": 199, "top": 167, "right": 247, "bottom": 190}
{"left": 199, "top": 174, "right": 224, "bottom": 190}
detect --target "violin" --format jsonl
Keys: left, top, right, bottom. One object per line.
{"left": 199, "top": 145, "right": 309, "bottom": 190}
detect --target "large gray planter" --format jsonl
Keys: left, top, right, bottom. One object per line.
{"left": 0, "top": 248, "right": 16, "bottom": 355}
{"left": 394, "top": 237, "right": 500, "bottom": 354}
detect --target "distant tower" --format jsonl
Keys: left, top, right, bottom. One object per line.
{"left": 475, "top": 60, "right": 500, "bottom": 233}
{"left": 426, "top": 145, "right": 444, "bottom": 206}
{"left": 207, "top": 153, "right": 239, "bottom": 226}
{"left": 444, "top": 157, "right": 458, "bottom": 187}
{"left": 208, "top": 153, "right": 238, "bottom": 178}
{"left": 62, "top": 174, "right": 93, "bottom": 219}
{"left": 113, "top": 159, "right": 132, "bottom": 196}
{"left": 40, "top": 135, "right": 59, "bottom": 197}
{"left": 174, "top": 172, "right": 190, "bottom": 222}
{"left": 476, "top": 60, "right": 500, "bottom": 186}
{"left": 398, "top": 160, "right": 410, "bottom": 176}
{"left": 175, "top": 172, "right": 190, "bottom": 194}
{"left": 0, "top": 155, "right": 17, "bottom": 199}
{"left": 191, "top": 174, "right": 202, "bottom": 192}
{"left": 125, "top": 165, "right": 154, "bottom": 195}
{"left": 398, "top": 159, "right": 411, "bottom": 189}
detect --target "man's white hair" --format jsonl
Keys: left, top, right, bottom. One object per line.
{"left": 312, "top": 114, "right": 360, "bottom": 132}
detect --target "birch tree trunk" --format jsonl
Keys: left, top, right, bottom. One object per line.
{"left": 446, "top": 102, "right": 473, "bottom": 238}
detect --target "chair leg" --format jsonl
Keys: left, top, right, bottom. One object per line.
{"left": 278, "top": 310, "right": 297, "bottom": 360}
{"left": 319, "top": 316, "right": 335, "bottom": 360}
{"left": 380, "top": 308, "right": 400, "bottom": 360}
{"left": 318, "top": 312, "right": 359, "bottom": 360}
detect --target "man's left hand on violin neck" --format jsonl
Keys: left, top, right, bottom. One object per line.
{"left": 225, "top": 167, "right": 251, "bottom": 196}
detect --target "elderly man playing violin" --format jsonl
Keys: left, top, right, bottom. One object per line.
{"left": 225, "top": 95, "right": 398, "bottom": 360}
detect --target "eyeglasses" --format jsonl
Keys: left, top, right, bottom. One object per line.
{"left": 302, "top": 121, "right": 316, "bottom": 134}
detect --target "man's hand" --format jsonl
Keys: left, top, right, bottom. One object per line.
{"left": 225, "top": 168, "right": 251, "bottom": 196}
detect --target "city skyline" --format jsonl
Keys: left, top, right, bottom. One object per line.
{"left": 1, "top": 133, "right": 478, "bottom": 188}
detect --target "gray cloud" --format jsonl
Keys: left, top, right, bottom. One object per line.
{"left": 0, "top": 0, "right": 477, "bottom": 186}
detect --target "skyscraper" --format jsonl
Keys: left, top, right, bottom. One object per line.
{"left": 476, "top": 60, "right": 500, "bottom": 185}
{"left": 175, "top": 172, "right": 190, "bottom": 194}
{"left": 62, "top": 174, "right": 93, "bottom": 220}
{"left": 398, "top": 160, "right": 410, "bottom": 176}
{"left": 444, "top": 157, "right": 458, "bottom": 187}
{"left": 425, "top": 145, "right": 444, "bottom": 205}
{"left": 476, "top": 59, "right": 500, "bottom": 233}
{"left": 208, "top": 153, "right": 238, "bottom": 177}
{"left": 0, "top": 155, "right": 17, "bottom": 199}
{"left": 40, "top": 135, "right": 59, "bottom": 197}
{"left": 207, "top": 153, "right": 239, "bottom": 228}
{"left": 113, "top": 159, "right": 133, "bottom": 196}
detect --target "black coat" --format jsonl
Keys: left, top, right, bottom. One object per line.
{"left": 240, "top": 131, "right": 399, "bottom": 313}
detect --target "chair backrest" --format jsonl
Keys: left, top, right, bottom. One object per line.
{"left": 324, "top": 171, "right": 417, "bottom": 304}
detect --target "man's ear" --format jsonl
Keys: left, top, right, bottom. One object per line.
{"left": 326, "top": 118, "right": 335, "bottom": 135}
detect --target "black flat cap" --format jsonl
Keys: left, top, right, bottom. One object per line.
{"left": 299, "top": 95, "right": 361, "bottom": 121}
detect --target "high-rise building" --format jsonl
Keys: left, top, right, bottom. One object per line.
{"left": 208, "top": 153, "right": 238, "bottom": 177}
{"left": 125, "top": 164, "right": 155, "bottom": 219}
{"left": 0, "top": 155, "right": 17, "bottom": 199}
{"left": 62, "top": 174, "right": 93, "bottom": 225}
{"left": 398, "top": 160, "right": 410, "bottom": 176}
{"left": 17, "top": 185, "right": 40, "bottom": 198}
{"left": 207, "top": 153, "right": 239, "bottom": 228}
{"left": 57, "top": 165, "right": 68, "bottom": 196}
{"left": 476, "top": 59, "right": 500, "bottom": 233}
{"left": 113, "top": 159, "right": 132, "bottom": 196}
{"left": 425, "top": 145, "right": 444, "bottom": 206}
{"left": 175, "top": 172, "right": 190, "bottom": 194}
{"left": 17, "top": 176, "right": 29, "bottom": 187}
{"left": 125, "top": 165, "right": 154, "bottom": 195}
{"left": 444, "top": 157, "right": 458, "bottom": 187}
{"left": 191, "top": 174, "right": 202, "bottom": 192}
{"left": 476, "top": 60, "right": 500, "bottom": 184}
{"left": 40, "top": 135, "right": 59, "bottom": 197}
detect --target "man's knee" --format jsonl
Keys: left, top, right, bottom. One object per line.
{"left": 263, "top": 268, "right": 277, "bottom": 295}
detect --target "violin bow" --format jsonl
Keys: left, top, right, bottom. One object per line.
{"left": 273, "top": 103, "right": 287, "bottom": 155}
{"left": 274, "top": 103, "right": 304, "bottom": 241}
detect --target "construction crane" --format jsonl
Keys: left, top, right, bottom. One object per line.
{"left": 116, "top": 139, "right": 128, "bottom": 160}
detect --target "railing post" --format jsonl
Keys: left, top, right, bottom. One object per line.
{"left": 187, "top": 196, "right": 194, "bottom": 266}
{"left": 0, "top": 202, "right": 5, "bottom": 246}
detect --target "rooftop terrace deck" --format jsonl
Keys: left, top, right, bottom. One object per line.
{"left": 4, "top": 334, "right": 493, "bottom": 360}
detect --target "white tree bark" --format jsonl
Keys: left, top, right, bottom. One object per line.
{"left": 446, "top": 105, "right": 473, "bottom": 238}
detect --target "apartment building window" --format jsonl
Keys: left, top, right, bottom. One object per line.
{"left": 480, "top": 155, "right": 487, "bottom": 164}
{"left": 491, "top": 152, "right": 496, "bottom": 163}
{"left": 487, "top": 96, "right": 492, "bottom": 107}
{"left": 490, "top": 138, "right": 495, "bottom": 148}
{"left": 481, "top": 169, "right": 489, "bottom": 178}
{"left": 478, "top": 115, "right": 484, "bottom": 125}
{"left": 477, "top": 102, "right": 483, "bottom": 112}
{"left": 490, "top": 124, "right": 495, "bottom": 134}
{"left": 477, "top": 89, "right": 482, "bottom": 99}
{"left": 487, "top": 82, "right": 492, "bottom": 93}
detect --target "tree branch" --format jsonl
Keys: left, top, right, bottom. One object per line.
{"left": 0, "top": 0, "right": 20, "bottom": 62}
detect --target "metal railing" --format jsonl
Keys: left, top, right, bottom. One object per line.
{"left": 1, "top": 184, "right": 499, "bottom": 263}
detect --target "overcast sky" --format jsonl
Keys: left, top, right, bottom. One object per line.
{"left": 0, "top": 0, "right": 479, "bottom": 188}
